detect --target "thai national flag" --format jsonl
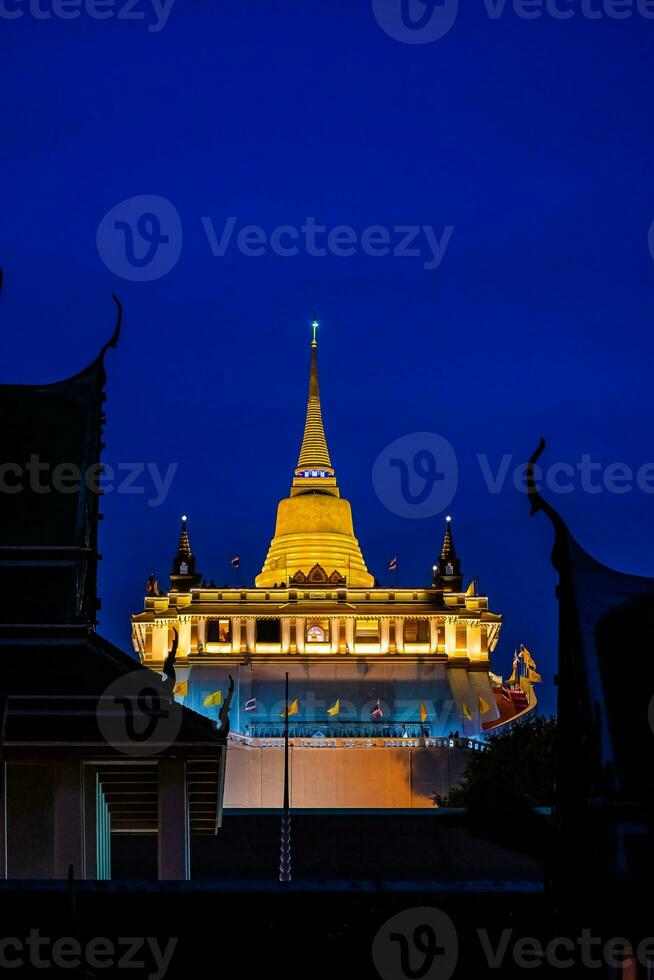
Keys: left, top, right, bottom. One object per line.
{"left": 244, "top": 697, "right": 256, "bottom": 712}
{"left": 231, "top": 555, "right": 240, "bottom": 568}
{"left": 371, "top": 698, "right": 383, "bottom": 719}
{"left": 388, "top": 555, "right": 398, "bottom": 572}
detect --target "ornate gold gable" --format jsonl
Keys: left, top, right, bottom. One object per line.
{"left": 290, "top": 564, "right": 347, "bottom": 585}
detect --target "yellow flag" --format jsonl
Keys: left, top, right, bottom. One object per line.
{"left": 327, "top": 699, "right": 340, "bottom": 717}
{"left": 527, "top": 668, "right": 542, "bottom": 683}
{"left": 203, "top": 690, "right": 223, "bottom": 707}
{"left": 465, "top": 580, "right": 475, "bottom": 596}
{"left": 479, "top": 695, "right": 491, "bottom": 714}
{"left": 419, "top": 702, "right": 428, "bottom": 723}
{"left": 173, "top": 681, "right": 188, "bottom": 697}
{"left": 521, "top": 645, "right": 537, "bottom": 670}
{"left": 462, "top": 701, "right": 472, "bottom": 721}
{"left": 281, "top": 698, "right": 299, "bottom": 717}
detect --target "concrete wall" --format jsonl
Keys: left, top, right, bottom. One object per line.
{"left": 224, "top": 741, "right": 471, "bottom": 808}
{"left": 5, "top": 764, "right": 55, "bottom": 877}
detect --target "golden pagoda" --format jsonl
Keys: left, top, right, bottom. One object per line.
{"left": 132, "top": 323, "right": 537, "bottom": 808}
{"left": 257, "top": 322, "right": 373, "bottom": 589}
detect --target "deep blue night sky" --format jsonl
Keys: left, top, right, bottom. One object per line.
{"left": 1, "top": 1, "right": 653, "bottom": 714}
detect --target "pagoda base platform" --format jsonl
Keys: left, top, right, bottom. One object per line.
{"left": 223, "top": 734, "right": 483, "bottom": 808}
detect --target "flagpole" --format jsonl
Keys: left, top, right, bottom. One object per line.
{"left": 279, "top": 671, "right": 291, "bottom": 882}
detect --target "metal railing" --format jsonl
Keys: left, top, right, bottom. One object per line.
{"left": 241, "top": 721, "right": 466, "bottom": 741}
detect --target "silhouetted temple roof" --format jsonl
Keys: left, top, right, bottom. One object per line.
{"left": 528, "top": 439, "right": 654, "bottom": 805}
{"left": 0, "top": 281, "right": 226, "bottom": 810}
{"left": 0, "top": 291, "right": 122, "bottom": 627}
{"left": 1, "top": 631, "right": 222, "bottom": 750}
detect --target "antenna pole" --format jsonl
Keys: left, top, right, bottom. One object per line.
{"left": 279, "top": 671, "right": 292, "bottom": 882}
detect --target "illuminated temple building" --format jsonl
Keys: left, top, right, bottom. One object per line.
{"left": 132, "top": 328, "right": 536, "bottom": 807}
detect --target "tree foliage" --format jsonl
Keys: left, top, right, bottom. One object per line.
{"left": 436, "top": 715, "right": 556, "bottom": 809}
{"left": 434, "top": 716, "right": 556, "bottom": 857}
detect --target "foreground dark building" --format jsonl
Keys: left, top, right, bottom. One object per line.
{"left": 0, "top": 285, "right": 227, "bottom": 881}
{"left": 528, "top": 441, "right": 654, "bottom": 940}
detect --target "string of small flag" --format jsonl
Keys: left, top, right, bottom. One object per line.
{"left": 170, "top": 687, "right": 494, "bottom": 723}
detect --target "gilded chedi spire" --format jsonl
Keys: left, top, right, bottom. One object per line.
{"left": 256, "top": 324, "right": 373, "bottom": 588}
{"left": 295, "top": 326, "right": 333, "bottom": 475}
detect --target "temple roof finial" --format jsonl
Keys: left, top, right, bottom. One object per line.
{"left": 294, "top": 321, "right": 335, "bottom": 482}
{"left": 178, "top": 514, "right": 192, "bottom": 558}
{"left": 441, "top": 515, "right": 456, "bottom": 561}
{"left": 433, "top": 515, "right": 462, "bottom": 591}
{"left": 171, "top": 514, "right": 201, "bottom": 590}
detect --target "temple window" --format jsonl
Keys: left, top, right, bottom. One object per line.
{"left": 207, "top": 620, "right": 231, "bottom": 643}
{"left": 355, "top": 618, "right": 379, "bottom": 641}
{"left": 404, "top": 619, "right": 429, "bottom": 643}
{"left": 256, "top": 619, "right": 281, "bottom": 643}
{"left": 306, "top": 620, "right": 330, "bottom": 643}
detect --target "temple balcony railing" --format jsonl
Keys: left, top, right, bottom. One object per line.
{"left": 231, "top": 727, "right": 488, "bottom": 751}
{"left": 238, "top": 721, "right": 474, "bottom": 741}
